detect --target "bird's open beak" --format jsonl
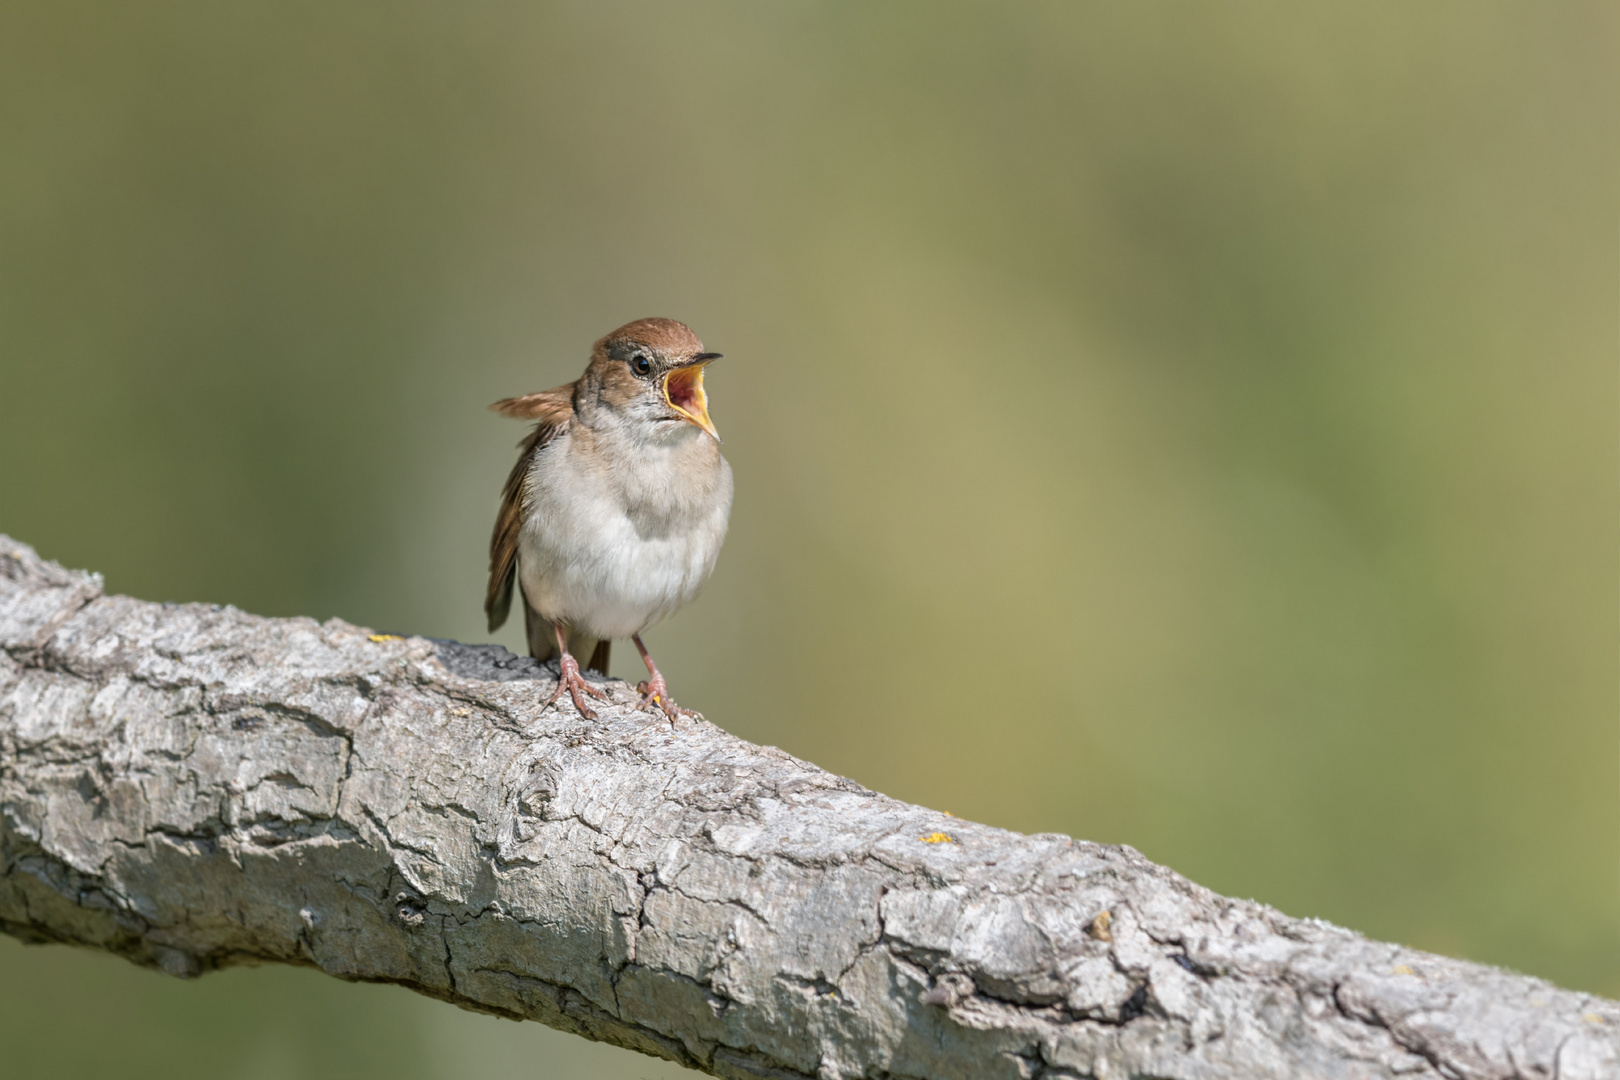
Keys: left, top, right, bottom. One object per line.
{"left": 662, "top": 353, "right": 722, "bottom": 441}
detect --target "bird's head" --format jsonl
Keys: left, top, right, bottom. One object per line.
{"left": 582, "top": 317, "right": 722, "bottom": 442}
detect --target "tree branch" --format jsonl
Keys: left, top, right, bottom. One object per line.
{"left": 0, "top": 535, "right": 1613, "bottom": 1080}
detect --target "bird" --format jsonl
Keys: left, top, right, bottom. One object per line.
{"left": 484, "top": 317, "right": 733, "bottom": 723}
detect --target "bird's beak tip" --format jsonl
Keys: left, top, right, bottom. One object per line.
{"left": 662, "top": 362, "right": 720, "bottom": 441}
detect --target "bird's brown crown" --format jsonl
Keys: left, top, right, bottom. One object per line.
{"left": 593, "top": 317, "right": 703, "bottom": 360}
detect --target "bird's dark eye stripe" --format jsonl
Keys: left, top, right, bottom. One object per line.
{"left": 630, "top": 354, "right": 652, "bottom": 377}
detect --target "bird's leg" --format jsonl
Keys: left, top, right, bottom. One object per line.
{"left": 632, "top": 634, "right": 698, "bottom": 723}
{"left": 547, "top": 622, "right": 607, "bottom": 720}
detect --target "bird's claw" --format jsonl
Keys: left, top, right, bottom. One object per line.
{"left": 636, "top": 676, "right": 698, "bottom": 724}
{"left": 548, "top": 653, "right": 607, "bottom": 720}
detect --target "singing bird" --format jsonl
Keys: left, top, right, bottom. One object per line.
{"left": 485, "top": 318, "right": 732, "bottom": 722}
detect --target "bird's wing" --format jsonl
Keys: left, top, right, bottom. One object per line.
{"left": 485, "top": 383, "right": 574, "bottom": 632}
{"left": 490, "top": 387, "right": 575, "bottom": 421}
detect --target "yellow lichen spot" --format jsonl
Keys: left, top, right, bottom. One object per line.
{"left": 1584, "top": 1013, "right": 1605, "bottom": 1024}
{"left": 368, "top": 634, "right": 402, "bottom": 643}
{"left": 1089, "top": 910, "right": 1112, "bottom": 942}
{"left": 942, "top": 810, "right": 955, "bottom": 817}
{"left": 919, "top": 832, "right": 956, "bottom": 844}
{"left": 1393, "top": 964, "right": 1415, "bottom": 976}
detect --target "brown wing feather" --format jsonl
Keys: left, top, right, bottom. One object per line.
{"left": 485, "top": 383, "right": 574, "bottom": 632}
{"left": 491, "top": 389, "right": 575, "bottom": 420}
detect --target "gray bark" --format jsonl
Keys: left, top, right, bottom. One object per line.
{"left": 0, "top": 535, "right": 1614, "bottom": 1080}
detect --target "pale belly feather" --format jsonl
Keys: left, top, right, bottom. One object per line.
{"left": 516, "top": 431, "right": 731, "bottom": 640}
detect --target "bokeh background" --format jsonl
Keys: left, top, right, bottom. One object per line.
{"left": 2, "top": 2, "right": 1615, "bottom": 1076}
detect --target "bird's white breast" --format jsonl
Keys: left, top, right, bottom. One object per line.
{"left": 516, "top": 423, "right": 732, "bottom": 641}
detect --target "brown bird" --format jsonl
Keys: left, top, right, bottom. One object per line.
{"left": 485, "top": 318, "right": 732, "bottom": 722}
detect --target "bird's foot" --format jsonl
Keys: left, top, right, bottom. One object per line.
{"left": 636, "top": 673, "right": 699, "bottom": 724}
{"left": 548, "top": 653, "right": 607, "bottom": 720}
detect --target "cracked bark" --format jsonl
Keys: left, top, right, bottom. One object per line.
{"left": 1, "top": 535, "right": 1615, "bottom": 1080}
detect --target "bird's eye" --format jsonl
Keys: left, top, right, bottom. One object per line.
{"left": 630, "top": 354, "right": 652, "bottom": 377}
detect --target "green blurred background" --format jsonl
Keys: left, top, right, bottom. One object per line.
{"left": 2, "top": 2, "right": 1615, "bottom": 1076}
